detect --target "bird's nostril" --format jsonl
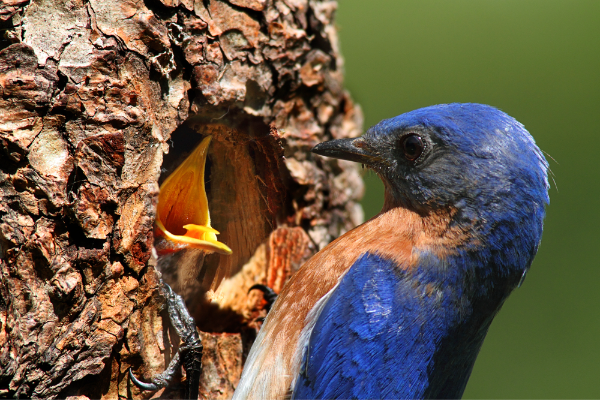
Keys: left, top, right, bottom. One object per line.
{"left": 354, "top": 140, "right": 367, "bottom": 149}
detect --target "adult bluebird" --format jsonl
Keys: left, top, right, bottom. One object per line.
{"left": 233, "top": 103, "right": 549, "bottom": 399}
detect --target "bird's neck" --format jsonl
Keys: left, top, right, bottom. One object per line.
{"left": 370, "top": 192, "right": 528, "bottom": 397}
{"left": 381, "top": 188, "right": 535, "bottom": 288}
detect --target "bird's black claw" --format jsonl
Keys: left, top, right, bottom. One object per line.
{"left": 129, "top": 280, "right": 202, "bottom": 399}
{"left": 128, "top": 368, "right": 162, "bottom": 391}
{"left": 248, "top": 284, "right": 278, "bottom": 312}
{"left": 129, "top": 338, "right": 183, "bottom": 392}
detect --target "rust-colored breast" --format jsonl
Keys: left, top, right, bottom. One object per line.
{"left": 236, "top": 203, "right": 469, "bottom": 399}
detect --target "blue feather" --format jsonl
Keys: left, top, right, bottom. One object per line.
{"left": 233, "top": 103, "right": 549, "bottom": 400}
{"left": 294, "top": 252, "right": 481, "bottom": 399}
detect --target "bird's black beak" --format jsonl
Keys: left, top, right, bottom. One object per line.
{"left": 312, "top": 137, "right": 387, "bottom": 167}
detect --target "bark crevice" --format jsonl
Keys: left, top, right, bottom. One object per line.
{"left": 0, "top": 0, "right": 364, "bottom": 398}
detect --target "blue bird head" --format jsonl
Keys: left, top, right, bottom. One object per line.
{"left": 313, "top": 103, "right": 549, "bottom": 279}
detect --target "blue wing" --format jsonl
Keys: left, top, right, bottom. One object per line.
{"left": 292, "top": 252, "right": 479, "bottom": 399}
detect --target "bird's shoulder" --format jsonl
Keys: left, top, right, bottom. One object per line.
{"left": 292, "top": 252, "right": 451, "bottom": 399}
{"left": 234, "top": 205, "right": 471, "bottom": 399}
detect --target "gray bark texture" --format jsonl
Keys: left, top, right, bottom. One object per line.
{"left": 0, "top": 0, "right": 363, "bottom": 398}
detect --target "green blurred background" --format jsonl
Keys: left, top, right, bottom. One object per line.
{"left": 336, "top": 1, "right": 600, "bottom": 398}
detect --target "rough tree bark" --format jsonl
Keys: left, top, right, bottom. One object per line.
{"left": 0, "top": 0, "right": 363, "bottom": 398}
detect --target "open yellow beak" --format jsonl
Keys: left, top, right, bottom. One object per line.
{"left": 155, "top": 136, "right": 232, "bottom": 255}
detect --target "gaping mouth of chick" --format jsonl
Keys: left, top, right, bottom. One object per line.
{"left": 154, "top": 135, "right": 232, "bottom": 256}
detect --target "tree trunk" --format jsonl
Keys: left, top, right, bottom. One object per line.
{"left": 0, "top": 0, "right": 363, "bottom": 398}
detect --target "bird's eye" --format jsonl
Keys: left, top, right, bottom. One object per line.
{"left": 400, "top": 134, "right": 424, "bottom": 161}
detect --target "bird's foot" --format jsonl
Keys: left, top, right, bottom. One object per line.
{"left": 248, "top": 284, "right": 278, "bottom": 313}
{"left": 129, "top": 281, "right": 202, "bottom": 399}
{"left": 128, "top": 351, "right": 180, "bottom": 391}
